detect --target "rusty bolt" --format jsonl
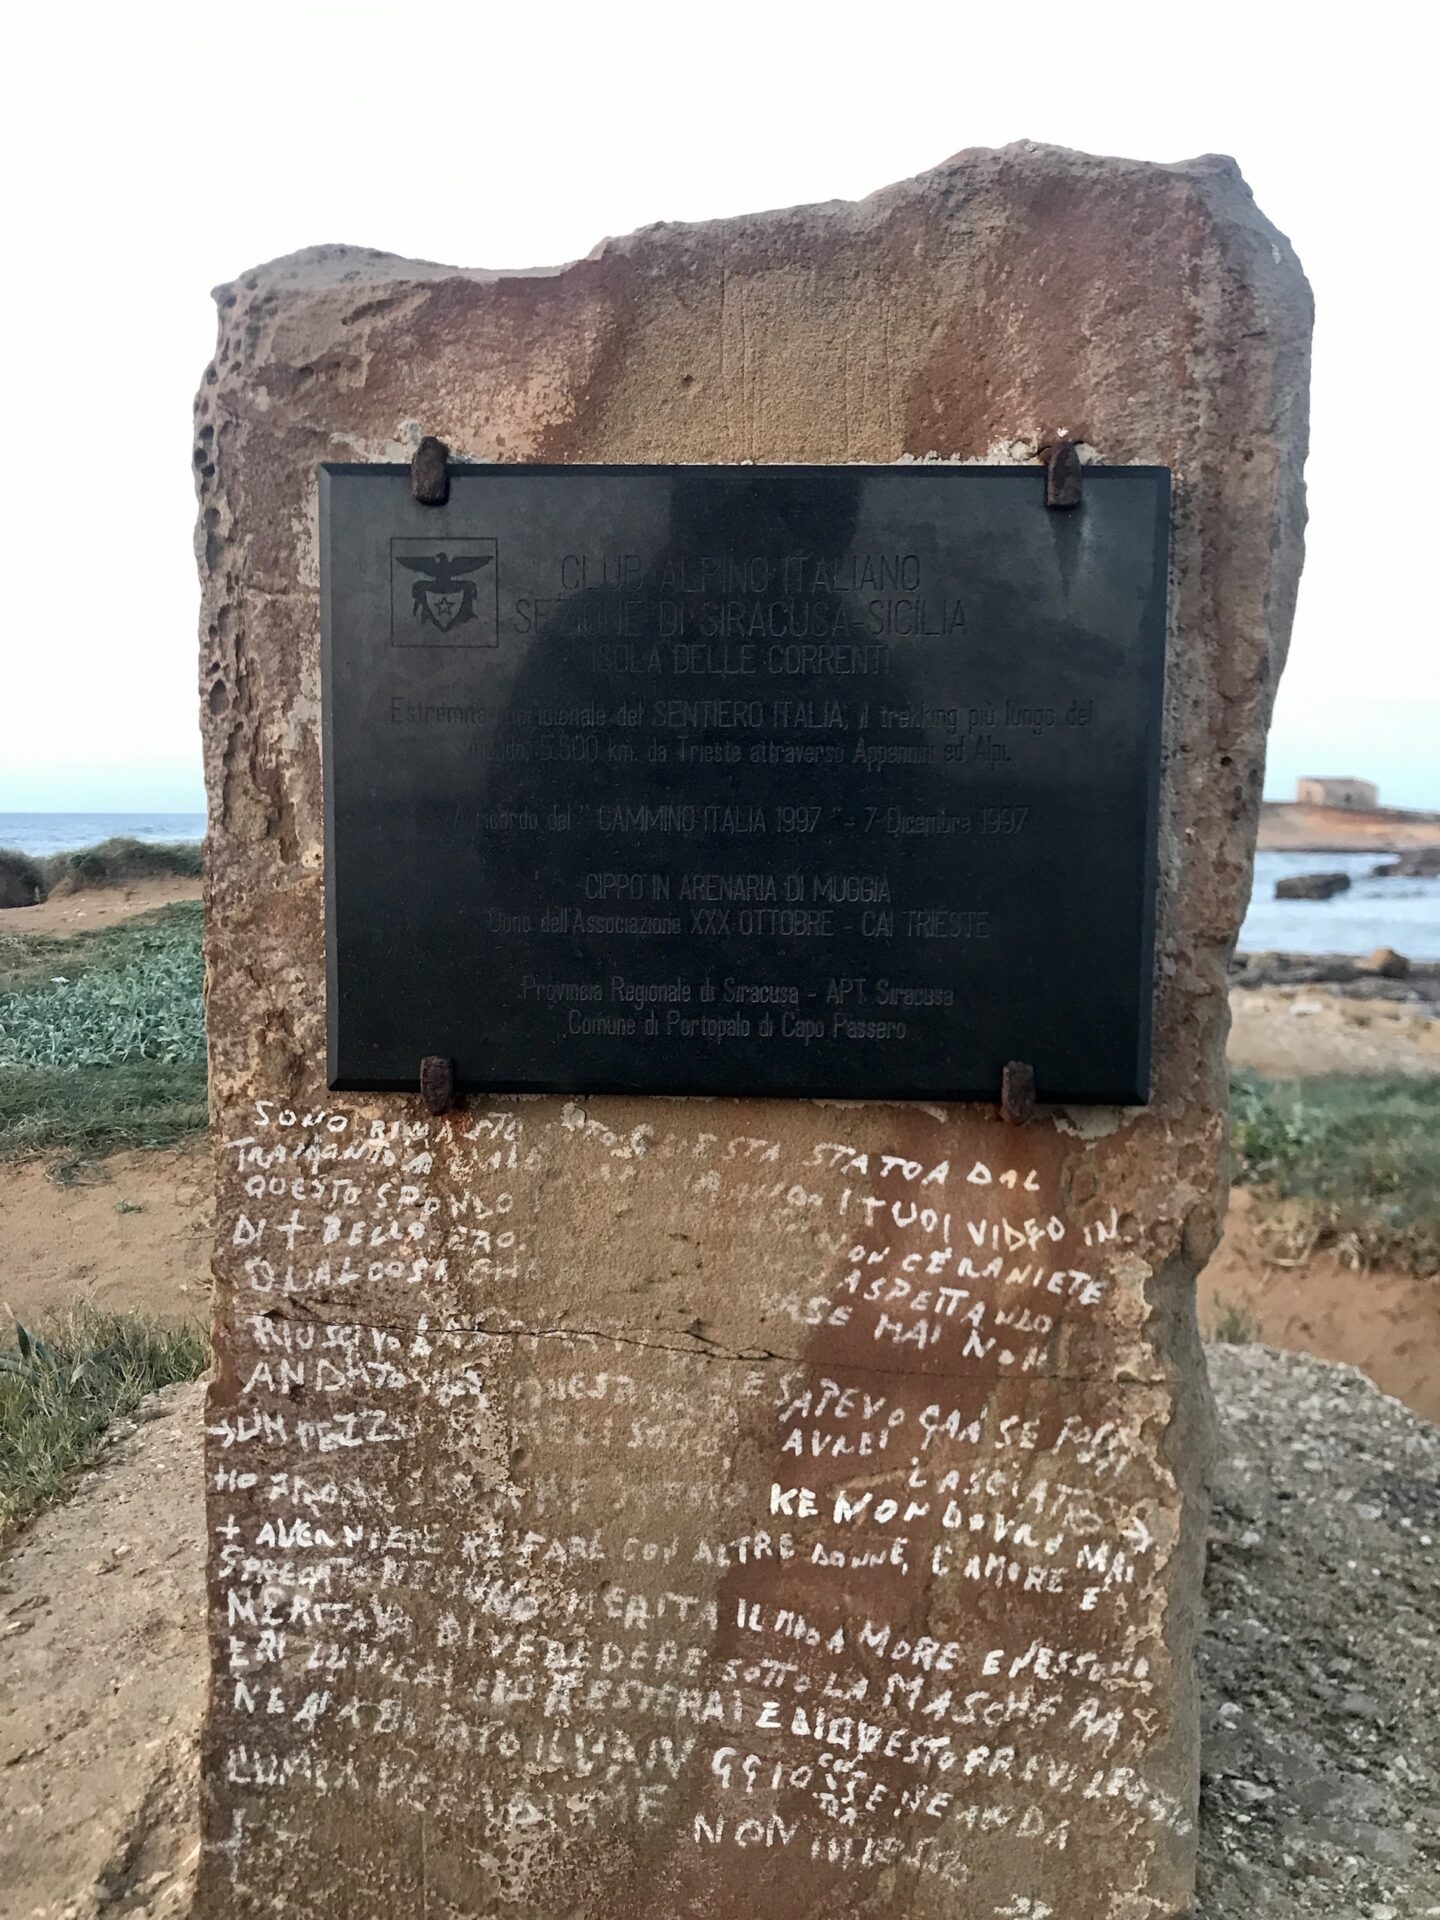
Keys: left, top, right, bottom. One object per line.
{"left": 420, "top": 1055, "right": 455, "bottom": 1116}
{"left": 1041, "top": 441, "right": 1083, "bottom": 510}
{"left": 1000, "top": 1060, "right": 1037, "bottom": 1126}
{"left": 411, "top": 436, "right": 451, "bottom": 506}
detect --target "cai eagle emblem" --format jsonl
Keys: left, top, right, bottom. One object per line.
{"left": 397, "top": 550, "right": 494, "bottom": 633}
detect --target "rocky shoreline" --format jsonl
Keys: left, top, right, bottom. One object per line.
{"left": 1257, "top": 802, "right": 1440, "bottom": 854}
{"left": 1198, "top": 1346, "right": 1439, "bottom": 1918}
{"left": 1233, "top": 950, "right": 1440, "bottom": 1010}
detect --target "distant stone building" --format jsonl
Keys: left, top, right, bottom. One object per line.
{"left": 1297, "top": 776, "right": 1378, "bottom": 810}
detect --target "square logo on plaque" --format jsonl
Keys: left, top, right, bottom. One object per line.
{"left": 389, "top": 536, "right": 498, "bottom": 646}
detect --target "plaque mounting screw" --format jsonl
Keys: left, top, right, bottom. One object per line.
{"left": 1000, "top": 1060, "right": 1037, "bottom": 1126}
{"left": 1041, "top": 441, "right": 1083, "bottom": 510}
{"left": 420, "top": 1055, "right": 455, "bottom": 1116}
{"left": 411, "top": 436, "right": 451, "bottom": 506}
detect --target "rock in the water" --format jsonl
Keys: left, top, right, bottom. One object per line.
{"left": 1276, "top": 870, "right": 1351, "bottom": 900}
{"left": 1197, "top": 1344, "right": 1440, "bottom": 1920}
{"left": 1371, "top": 847, "right": 1440, "bottom": 878}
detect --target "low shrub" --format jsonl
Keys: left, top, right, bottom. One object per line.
{"left": 0, "top": 1310, "right": 208, "bottom": 1536}
{"left": 40, "top": 836, "right": 202, "bottom": 895}
{"left": 1210, "top": 1298, "right": 1260, "bottom": 1345}
{"left": 1230, "top": 1072, "right": 1440, "bottom": 1277}
{"left": 0, "top": 847, "right": 45, "bottom": 909}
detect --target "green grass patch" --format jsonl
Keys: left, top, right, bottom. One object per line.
{"left": 1209, "top": 1297, "right": 1260, "bottom": 1344}
{"left": 0, "top": 1061, "right": 209, "bottom": 1162}
{"left": 1230, "top": 1071, "right": 1440, "bottom": 1278}
{"left": 0, "top": 904, "right": 208, "bottom": 1162}
{"left": 0, "top": 1310, "right": 208, "bottom": 1538}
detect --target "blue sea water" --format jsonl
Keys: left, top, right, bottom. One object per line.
{"left": 1239, "top": 850, "right": 1440, "bottom": 961}
{"left": 0, "top": 813, "right": 207, "bottom": 857}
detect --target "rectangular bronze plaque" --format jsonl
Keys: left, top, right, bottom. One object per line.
{"left": 321, "top": 463, "right": 1169, "bottom": 1102}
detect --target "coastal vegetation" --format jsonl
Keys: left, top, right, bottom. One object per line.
{"left": 1230, "top": 1070, "right": 1440, "bottom": 1277}
{"left": 0, "top": 835, "right": 202, "bottom": 905}
{"left": 0, "top": 1309, "right": 207, "bottom": 1538}
{"left": 1209, "top": 1298, "right": 1261, "bottom": 1344}
{"left": 0, "top": 902, "right": 206, "bottom": 1162}
{"left": 0, "top": 848, "right": 45, "bottom": 907}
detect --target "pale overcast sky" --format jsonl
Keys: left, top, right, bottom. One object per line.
{"left": 2, "top": 1, "right": 1435, "bottom": 811}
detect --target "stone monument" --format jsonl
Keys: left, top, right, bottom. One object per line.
{"left": 195, "top": 142, "right": 1311, "bottom": 1917}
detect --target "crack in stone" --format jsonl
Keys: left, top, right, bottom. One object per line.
{"left": 241, "top": 1310, "right": 1173, "bottom": 1386}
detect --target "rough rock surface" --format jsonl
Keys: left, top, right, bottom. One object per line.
{"left": 1364, "top": 949, "right": 1412, "bottom": 980}
{"left": 3, "top": 1350, "right": 1434, "bottom": 1919}
{"left": 1197, "top": 1347, "right": 1440, "bottom": 1918}
{"left": 194, "top": 143, "right": 1310, "bottom": 1917}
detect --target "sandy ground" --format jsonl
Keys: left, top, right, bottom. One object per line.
{"left": 0, "top": 1380, "right": 205, "bottom": 1920}
{"left": 1227, "top": 982, "right": 1440, "bottom": 1077}
{"left": 0, "top": 1150, "right": 212, "bottom": 1329}
{"left": 4, "top": 1131, "right": 1431, "bottom": 1423}
{"left": 1200, "top": 1188, "right": 1439, "bottom": 1423}
{"left": 0, "top": 909, "right": 1436, "bottom": 1917}
{"left": 0, "top": 879, "right": 202, "bottom": 939}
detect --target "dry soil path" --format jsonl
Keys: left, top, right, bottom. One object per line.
{"left": 0, "top": 1151, "right": 212, "bottom": 1330}
{"left": 1228, "top": 984, "right": 1440, "bottom": 1078}
{"left": 1199, "top": 1189, "right": 1440, "bottom": 1424}
{"left": 0, "top": 881, "right": 202, "bottom": 939}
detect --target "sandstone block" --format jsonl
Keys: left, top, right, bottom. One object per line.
{"left": 195, "top": 142, "right": 1310, "bottom": 1918}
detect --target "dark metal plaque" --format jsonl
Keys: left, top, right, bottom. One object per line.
{"left": 321, "top": 464, "right": 1169, "bottom": 1103}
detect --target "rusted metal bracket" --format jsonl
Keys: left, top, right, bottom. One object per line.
{"left": 419, "top": 1055, "right": 455, "bottom": 1116}
{"left": 1041, "top": 441, "right": 1082, "bottom": 510}
{"left": 411, "top": 436, "right": 451, "bottom": 506}
{"left": 1000, "top": 1060, "right": 1036, "bottom": 1126}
